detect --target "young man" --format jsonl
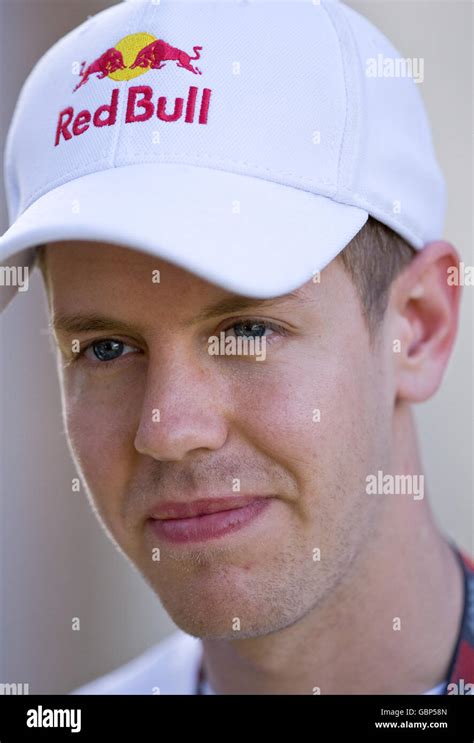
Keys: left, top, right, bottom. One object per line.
{"left": 1, "top": 0, "right": 472, "bottom": 695}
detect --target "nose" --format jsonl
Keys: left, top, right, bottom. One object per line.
{"left": 134, "top": 354, "right": 229, "bottom": 462}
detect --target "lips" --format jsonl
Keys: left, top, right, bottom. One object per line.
{"left": 147, "top": 496, "right": 271, "bottom": 544}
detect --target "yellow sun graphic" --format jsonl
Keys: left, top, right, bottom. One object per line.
{"left": 109, "top": 32, "right": 157, "bottom": 81}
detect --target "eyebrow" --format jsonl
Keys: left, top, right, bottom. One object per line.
{"left": 182, "top": 290, "right": 303, "bottom": 327}
{"left": 51, "top": 291, "right": 304, "bottom": 336}
{"left": 51, "top": 313, "right": 142, "bottom": 337}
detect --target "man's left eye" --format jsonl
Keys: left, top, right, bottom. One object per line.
{"left": 83, "top": 339, "right": 138, "bottom": 362}
{"left": 225, "top": 320, "right": 273, "bottom": 339}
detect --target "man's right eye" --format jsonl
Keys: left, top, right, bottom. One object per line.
{"left": 81, "top": 339, "right": 138, "bottom": 363}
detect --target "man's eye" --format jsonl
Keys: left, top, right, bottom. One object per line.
{"left": 225, "top": 320, "right": 274, "bottom": 339}
{"left": 83, "top": 339, "right": 138, "bottom": 363}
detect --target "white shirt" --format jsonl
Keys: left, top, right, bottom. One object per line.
{"left": 71, "top": 630, "right": 445, "bottom": 695}
{"left": 71, "top": 631, "right": 202, "bottom": 695}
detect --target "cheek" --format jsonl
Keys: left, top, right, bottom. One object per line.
{"left": 60, "top": 367, "right": 143, "bottom": 514}
{"left": 231, "top": 343, "right": 377, "bottom": 463}
{"left": 229, "top": 339, "right": 387, "bottom": 527}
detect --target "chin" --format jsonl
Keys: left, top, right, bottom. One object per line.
{"left": 169, "top": 612, "right": 283, "bottom": 641}
{"left": 153, "top": 581, "right": 304, "bottom": 641}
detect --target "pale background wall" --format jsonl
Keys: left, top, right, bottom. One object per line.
{"left": 0, "top": 0, "right": 472, "bottom": 693}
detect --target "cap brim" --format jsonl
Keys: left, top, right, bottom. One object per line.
{"left": 0, "top": 163, "right": 367, "bottom": 311}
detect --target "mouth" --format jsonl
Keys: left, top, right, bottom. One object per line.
{"left": 147, "top": 496, "right": 272, "bottom": 544}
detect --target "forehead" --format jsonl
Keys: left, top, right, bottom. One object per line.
{"left": 44, "top": 240, "right": 327, "bottom": 326}
{"left": 45, "top": 240, "right": 344, "bottom": 289}
{"left": 46, "top": 240, "right": 179, "bottom": 277}
{"left": 45, "top": 240, "right": 225, "bottom": 305}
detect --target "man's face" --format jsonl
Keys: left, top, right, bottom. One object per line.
{"left": 46, "top": 241, "right": 393, "bottom": 639}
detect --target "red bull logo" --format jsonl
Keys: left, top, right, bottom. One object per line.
{"left": 73, "top": 32, "right": 203, "bottom": 92}
{"left": 73, "top": 48, "right": 126, "bottom": 92}
{"left": 54, "top": 33, "right": 212, "bottom": 146}
{"left": 130, "top": 39, "right": 202, "bottom": 76}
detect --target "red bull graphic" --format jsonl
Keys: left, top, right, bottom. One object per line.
{"left": 73, "top": 33, "right": 203, "bottom": 93}
{"left": 130, "top": 39, "right": 202, "bottom": 75}
{"left": 73, "top": 48, "right": 126, "bottom": 92}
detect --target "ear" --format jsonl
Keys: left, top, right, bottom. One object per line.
{"left": 387, "top": 241, "right": 462, "bottom": 403}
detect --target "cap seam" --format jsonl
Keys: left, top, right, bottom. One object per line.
{"left": 18, "top": 158, "right": 338, "bottom": 216}
{"left": 110, "top": 0, "right": 151, "bottom": 167}
{"left": 14, "top": 157, "right": 424, "bottom": 246}
{"left": 319, "top": 0, "right": 349, "bottom": 200}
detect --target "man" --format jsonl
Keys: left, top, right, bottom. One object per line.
{"left": 1, "top": 0, "right": 472, "bottom": 695}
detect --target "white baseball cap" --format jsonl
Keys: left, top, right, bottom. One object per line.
{"left": 0, "top": 0, "right": 445, "bottom": 312}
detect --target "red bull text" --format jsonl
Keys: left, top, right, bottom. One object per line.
{"left": 55, "top": 85, "right": 212, "bottom": 146}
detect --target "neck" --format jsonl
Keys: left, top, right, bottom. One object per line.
{"left": 201, "top": 406, "right": 464, "bottom": 694}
